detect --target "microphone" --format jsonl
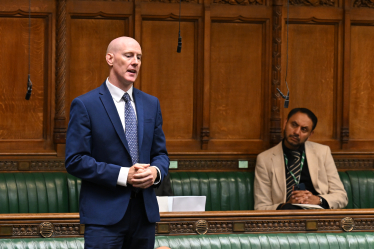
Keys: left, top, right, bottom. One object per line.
{"left": 177, "top": 31, "right": 182, "bottom": 53}
{"left": 276, "top": 87, "right": 289, "bottom": 108}
{"left": 25, "top": 74, "right": 32, "bottom": 100}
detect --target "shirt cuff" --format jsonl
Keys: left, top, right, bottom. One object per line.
{"left": 117, "top": 167, "right": 129, "bottom": 186}
{"left": 151, "top": 166, "right": 161, "bottom": 185}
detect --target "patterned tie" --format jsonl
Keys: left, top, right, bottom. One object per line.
{"left": 123, "top": 93, "right": 139, "bottom": 165}
{"left": 286, "top": 151, "right": 301, "bottom": 201}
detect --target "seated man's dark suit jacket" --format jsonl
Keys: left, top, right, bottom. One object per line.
{"left": 65, "top": 82, "right": 169, "bottom": 226}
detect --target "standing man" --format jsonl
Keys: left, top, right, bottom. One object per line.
{"left": 254, "top": 108, "right": 347, "bottom": 210}
{"left": 65, "top": 36, "right": 169, "bottom": 249}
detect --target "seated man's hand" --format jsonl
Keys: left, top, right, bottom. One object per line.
{"left": 287, "top": 189, "right": 320, "bottom": 205}
{"left": 300, "top": 194, "right": 320, "bottom": 205}
{"left": 287, "top": 190, "right": 312, "bottom": 204}
{"left": 127, "top": 163, "right": 157, "bottom": 189}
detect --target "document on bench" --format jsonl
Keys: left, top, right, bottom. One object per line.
{"left": 156, "top": 196, "right": 206, "bottom": 212}
{"left": 292, "top": 204, "right": 324, "bottom": 209}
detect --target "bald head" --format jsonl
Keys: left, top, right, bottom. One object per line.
{"left": 106, "top": 36, "right": 142, "bottom": 92}
{"left": 106, "top": 36, "right": 141, "bottom": 55}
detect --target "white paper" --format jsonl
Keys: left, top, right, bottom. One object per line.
{"left": 156, "top": 196, "right": 170, "bottom": 212}
{"left": 292, "top": 203, "right": 324, "bottom": 209}
{"left": 156, "top": 196, "right": 206, "bottom": 212}
{"left": 172, "top": 196, "right": 206, "bottom": 212}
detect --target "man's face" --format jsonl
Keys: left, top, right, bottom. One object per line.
{"left": 283, "top": 112, "right": 314, "bottom": 150}
{"left": 107, "top": 38, "right": 142, "bottom": 88}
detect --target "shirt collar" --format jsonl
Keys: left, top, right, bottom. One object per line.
{"left": 106, "top": 78, "right": 134, "bottom": 103}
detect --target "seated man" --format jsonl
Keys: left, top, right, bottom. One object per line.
{"left": 254, "top": 108, "right": 348, "bottom": 210}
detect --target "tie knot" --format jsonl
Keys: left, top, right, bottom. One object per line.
{"left": 123, "top": 93, "right": 131, "bottom": 103}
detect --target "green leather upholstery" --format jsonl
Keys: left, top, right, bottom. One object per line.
{"left": 67, "top": 173, "right": 82, "bottom": 213}
{"left": 1, "top": 170, "right": 374, "bottom": 213}
{"left": 1, "top": 233, "right": 374, "bottom": 248}
{"left": 0, "top": 173, "right": 81, "bottom": 213}
{"left": 338, "top": 171, "right": 353, "bottom": 209}
{"left": 346, "top": 170, "right": 374, "bottom": 208}
{"left": 169, "top": 172, "right": 255, "bottom": 211}
{"left": 0, "top": 238, "right": 84, "bottom": 249}
{"left": 155, "top": 233, "right": 374, "bottom": 248}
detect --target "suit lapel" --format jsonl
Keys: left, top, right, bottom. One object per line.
{"left": 272, "top": 142, "right": 287, "bottom": 201}
{"left": 98, "top": 83, "right": 131, "bottom": 154}
{"left": 305, "top": 141, "right": 320, "bottom": 192}
{"left": 133, "top": 88, "right": 144, "bottom": 154}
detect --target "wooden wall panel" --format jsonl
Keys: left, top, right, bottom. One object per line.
{"left": 350, "top": 25, "right": 374, "bottom": 140}
{"left": 210, "top": 22, "right": 264, "bottom": 140}
{"left": 282, "top": 23, "right": 337, "bottom": 141}
{"left": 141, "top": 20, "right": 196, "bottom": 140}
{"left": 68, "top": 18, "right": 128, "bottom": 113}
{"left": 3, "top": 0, "right": 374, "bottom": 161}
{"left": 0, "top": 16, "right": 51, "bottom": 152}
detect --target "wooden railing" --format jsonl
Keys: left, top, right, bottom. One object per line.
{"left": 0, "top": 209, "right": 372, "bottom": 238}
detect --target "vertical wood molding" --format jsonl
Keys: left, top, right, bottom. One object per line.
{"left": 134, "top": 0, "right": 142, "bottom": 89}
{"left": 270, "top": 0, "right": 283, "bottom": 147}
{"left": 54, "top": 0, "right": 67, "bottom": 144}
{"left": 201, "top": 0, "right": 211, "bottom": 149}
{"left": 341, "top": 0, "right": 350, "bottom": 148}
{"left": 134, "top": 0, "right": 142, "bottom": 45}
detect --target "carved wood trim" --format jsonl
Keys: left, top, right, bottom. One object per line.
{"left": 353, "top": 0, "right": 374, "bottom": 7}
{"left": 341, "top": 127, "right": 349, "bottom": 144}
{"left": 73, "top": 0, "right": 129, "bottom": 1}
{"left": 157, "top": 210, "right": 374, "bottom": 235}
{"left": 212, "top": 0, "right": 263, "bottom": 5}
{"left": 143, "top": 0, "right": 197, "bottom": 3}
{"left": 0, "top": 161, "right": 18, "bottom": 171}
{"left": 289, "top": 0, "right": 335, "bottom": 6}
{"left": 54, "top": 0, "right": 67, "bottom": 144}
{"left": 334, "top": 159, "right": 374, "bottom": 170}
{"left": 0, "top": 160, "right": 66, "bottom": 171}
{"left": 177, "top": 160, "right": 242, "bottom": 170}
{"left": 341, "top": 0, "right": 351, "bottom": 149}
{"left": 1, "top": 158, "right": 374, "bottom": 171}
{"left": 201, "top": 1, "right": 211, "bottom": 150}
{"left": 2, "top": 210, "right": 374, "bottom": 238}
{"left": 270, "top": 0, "right": 283, "bottom": 147}
{"left": 200, "top": 127, "right": 210, "bottom": 149}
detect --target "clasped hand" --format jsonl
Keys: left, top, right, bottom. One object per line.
{"left": 127, "top": 163, "right": 157, "bottom": 189}
{"left": 287, "top": 187, "right": 320, "bottom": 205}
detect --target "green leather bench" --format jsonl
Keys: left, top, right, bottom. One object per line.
{"left": 0, "top": 173, "right": 80, "bottom": 213}
{"left": 1, "top": 232, "right": 374, "bottom": 248}
{"left": 169, "top": 171, "right": 374, "bottom": 210}
{"left": 0, "top": 170, "right": 373, "bottom": 213}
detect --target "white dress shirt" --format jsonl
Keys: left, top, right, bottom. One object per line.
{"left": 106, "top": 79, "right": 161, "bottom": 187}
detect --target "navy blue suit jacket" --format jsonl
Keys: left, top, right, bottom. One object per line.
{"left": 65, "top": 82, "right": 169, "bottom": 225}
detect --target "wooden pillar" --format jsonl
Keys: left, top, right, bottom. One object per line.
{"left": 341, "top": 0, "right": 351, "bottom": 149}
{"left": 201, "top": 0, "right": 211, "bottom": 149}
{"left": 270, "top": 0, "right": 283, "bottom": 147}
{"left": 54, "top": 0, "right": 67, "bottom": 144}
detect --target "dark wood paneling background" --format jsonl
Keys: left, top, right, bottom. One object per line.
{"left": 1, "top": 0, "right": 374, "bottom": 167}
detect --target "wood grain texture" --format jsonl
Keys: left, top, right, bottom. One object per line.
{"left": 282, "top": 23, "right": 337, "bottom": 141}
{"left": 141, "top": 20, "right": 196, "bottom": 140}
{"left": 210, "top": 22, "right": 263, "bottom": 140}
{"left": 2, "top": 0, "right": 374, "bottom": 158}
{"left": 68, "top": 18, "right": 128, "bottom": 111}
{"left": 350, "top": 25, "right": 374, "bottom": 140}
{"left": 0, "top": 17, "right": 46, "bottom": 140}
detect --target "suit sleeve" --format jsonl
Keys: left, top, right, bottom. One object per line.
{"left": 149, "top": 99, "right": 169, "bottom": 185}
{"left": 319, "top": 146, "right": 348, "bottom": 209}
{"left": 254, "top": 154, "right": 282, "bottom": 210}
{"left": 65, "top": 98, "right": 121, "bottom": 191}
